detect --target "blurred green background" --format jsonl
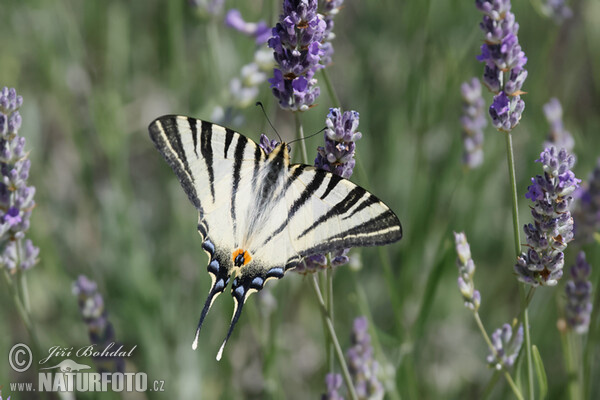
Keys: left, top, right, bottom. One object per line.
{"left": 1, "top": 0, "right": 600, "bottom": 399}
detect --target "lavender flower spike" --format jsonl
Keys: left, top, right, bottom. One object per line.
{"left": 296, "top": 108, "right": 361, "bottom": 273}
{"left": 460, "top": 78, "right": 487, "bottom": 168}
{"left": 543, "top": 98, "right": 574, "bottom": 152}
{"left": 486, "top": 323, "right": 523, "bottom": 370}
{"left": 322, "top": 373, "right": 345, "bottom": 400}
{"left": 73, "top": 275, "right": 125, "bottom": 374}
{"left": 454, "top": 232, "right": 481, "bottom": 311}
{"left": 268, "top": 0, "right": 326, "bottom": 111}
{"left": 476, "top": 0, "right": 528, "bottom": 132}
{"left": 515, "top": 147, "right": 580, "bottom": 286}
{"left": 565, "top": 252, "right": 593, "bottom": 334}
{"left": 0, "top": 87, "right": 39, "bottom": 272}
{"left": 346, "top": 317, "right": 384, "bottom": 400}
{"left": 573, "top": 158, "right": 600, "bottom": 244}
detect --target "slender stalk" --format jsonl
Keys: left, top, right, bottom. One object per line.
{"left": 504, "top": 131, "right": 534, "bottom": 399}
{"left": 294, "top": 112, "right": 308, "bottom": 163}
{"left": 327, "top": 266, "right": 335, "bottom": 374}
{"left": 2, "top": 269, "right": 43, "bottom": 368}
{"left": 321, "top": 69, "right": 341, "bottom": 109}
{"left": 310, "top": 275, "right": 359, "bottom": 400}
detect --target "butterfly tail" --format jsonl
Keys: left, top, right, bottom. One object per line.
{"left": 192, "top": 256, "right": 230, "bottom": 350}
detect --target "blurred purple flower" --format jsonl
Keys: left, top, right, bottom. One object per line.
{"left": 573, "top": 158, "right": 600, "bottom": 243}
{"left": 268, "top": 0, "right": 326, "bottom": 111}
{"left": 487, "top": 323, "right": 523, "bottom": 370}
{"left": 543, "top": 98, "right": 574, "bottom": 152}
{"left": 0, "top": 87, "right": 39, "bottom": 273}
{"left": 460, "top": 78, "right": 487, "bottom": 168}
{"left": 475, "top": 0, "right": 527, "bottom": 132}
{"left": 73, "top": 275, "right": 125, "bottom": 374}
{"left": 319, "top": 0, "right": 344, "bottom": 66}
{"left": 347, "top": 317, "right": 384, "bottom": 399}
{"left": 515, "top": 147, "right": 580, "bottom": 286}
{"left": 322, "top": 373, "right": 344, "bottom": 400}
{"left": 542, "top": 0, "right": 573, "bottom": 24}
{"left": 454, "top": 232, "right": 481, "bottom": 311}
{"left": 188, "top": 0, "right": 224, "bottom": 15}
{"left": 225, "top": 9, "right": 271, "bottom": 45}
{"left": 565, "top": 252, "right": 593, "bottom": 334}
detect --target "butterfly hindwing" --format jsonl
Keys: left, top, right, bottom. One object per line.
{"left": 149, "top": 115, "right": 402, "bottom": 360}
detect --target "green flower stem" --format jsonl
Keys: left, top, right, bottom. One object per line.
{"left": 2, "top": 269, "right": 42, "bottom": 368}
{"left": 327, "top": 265, "right": 335, "bottom": 374}
{"left": 473, "top": 312, "right": 524, "bottom": 400}
{"left": 321, "top": 69, "right": 341, "bottom": 109}
{"left": 504, "top": 131, "right": 534, "bottom": 399}
{"left": 294, "top": 112, "right": 308, "bottom": 164}
{"left": 310, "top": 274, "right": 359, "bottom": 400}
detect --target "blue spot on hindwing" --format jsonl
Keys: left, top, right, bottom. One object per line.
{"left": 234, "top": 286, "right": 245, "bottom": 299}
{"left": 214, "top": 279, "right": 225, "bottom": 291}
{"left": 251, "top": 277, "right": 264, "bottom": 288}
{"left": 267, "top": 267, "right": 284, "bottom": 279}
{"left": 202, "top": 239, "right": 215, "bottom": 255}
{"left": 207, "top": 259, "right": 219, "bottom": 274}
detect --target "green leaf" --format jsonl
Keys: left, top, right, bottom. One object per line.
{"left": 532, "top": 345, "right": 548, "bottom": 400}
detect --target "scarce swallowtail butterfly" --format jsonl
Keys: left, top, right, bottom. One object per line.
{"left": 148, "top": 115, "right": 402, "bottom": 360}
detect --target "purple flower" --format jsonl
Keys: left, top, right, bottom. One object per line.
{"left": 315, "top": 108, "right": 361, "bottom": 178}
{"left": 454, "top": 232, "right": 481, "bottom": 311}
{"left": 268, "top": 0, "right": 326, "bottom": 111}
{"left": 225, "top": 9, "right": 271, "bottom": 45}
{"left": 515, "top": 147, "right": 580, "bottom": 286}
{"left": 489, "top": 92, "right": 525, "bottom": 132}
{"left": 573, "top": 158, "right": 600, "bottom": 243}
{"left": 322, "top": 373, "right": 344, "bottom": 400}
{"left": 460, "top": 78, "right": 487, "bottom": 168}
{"left": 0, "top": 87, "right": 38, "bottom": 273}
{"left": 73, "top": 275, "right": 125, "bottom": 374}
{"left": 565, "top": 252, "right": 593, "bottom": 334}
{"left": 486, "top": 323, "right": 523, "bottom": 370}
{"left": 543, "top": 98, "right": 574, "bottom": 152}
{"left": 476, "top": 0, "right": 528, "bottom": 132}
{"left": 346, "top": 317, "right": 384, "bottom": 399}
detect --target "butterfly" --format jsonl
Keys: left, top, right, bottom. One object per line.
{"left": 148, "top": 115, "right": 402, "bottom": 360}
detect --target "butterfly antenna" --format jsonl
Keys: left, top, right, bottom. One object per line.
{"left": 256, "top": 101, "right": 283, "bottom": 143}
{"left": 288, "top": 126, "right": 327, "bottom": 145}
{"left": 216, "top": 295, "right": 246, "bottom": 361}
{"left": 192, "top": 281, "right": 226, "bottom": 350}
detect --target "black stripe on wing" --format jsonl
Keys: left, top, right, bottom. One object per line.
{"left": 262, "top": 167, "right": 327, "bottom": 246}
{"left": 302, "top": 209, "right": 402, "bottom": 257}
{"left": 199, "top": 120, "right": 216, "bottom": 203}
{"left": 231, "top": 135, "right": 248, "bottom": 239}
{"left": 148, "top": 116, "right": 203, "bottom": 213}
{"left": 298, "top": 186, "right": 366, "bottom": 239}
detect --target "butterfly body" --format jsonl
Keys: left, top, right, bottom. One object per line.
{"left": 148, "top": 115, "right": 402, "bottom": 359}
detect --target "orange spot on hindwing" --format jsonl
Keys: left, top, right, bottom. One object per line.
{"left": 232, "top": 249, "right": 252, "bottom": 267}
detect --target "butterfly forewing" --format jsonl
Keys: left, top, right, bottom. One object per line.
{"left": 148, "top": 115, "right": 402, "bottom": 359}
